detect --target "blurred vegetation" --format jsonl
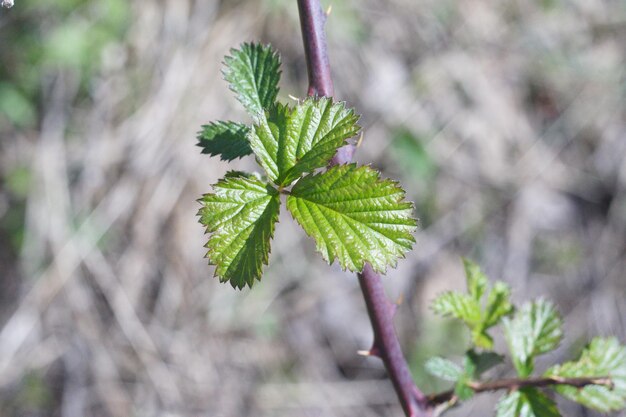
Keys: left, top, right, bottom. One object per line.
{"left": 0, "top": 0, "right": 130, "bottom": 277}
{"left": 0, "top": 0, "right": 129, "bottom": 129}
{"left": 0, "top": 1, "right": 625, "bottom": 416}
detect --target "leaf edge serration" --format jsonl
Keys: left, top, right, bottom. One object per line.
{"left": 197, "top": 171, "right": 280, "bottom": 290}
{"left": 222, "top": 42, "right": 282, "bottom": 119}
{"left": 286, "top": 163, "right": 417, "bottom": 274}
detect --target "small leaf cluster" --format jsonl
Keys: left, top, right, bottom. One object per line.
{"left": 197, "top": 43, "right": 417, "bottom": 289}
{"left": 426, "top": 259, "right": 626, "bottom": 416}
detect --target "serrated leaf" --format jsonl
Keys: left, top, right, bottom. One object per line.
{"left": 286, "top": 164, "right": 416, "bottom": 273}
{"left": 496, "top": 388, "right": 561, "bottom": 417}
{"left": 198, "top": 172, "right": 279, "bottom": 289}
{"left": 425, "top": 357, "right": 463, "bottom": 382}
{"left": 545, "top": 337, "right": 626, "bottom": 412}
{"left": 197, "top": 121, "right": 252, "bottom": 161}
{"left": 504, "top": 300, "right": 563, "bottom": 377}
{"left": 484, "top": 281, "right": 514, "bottom": 327}
{"left": 223, "top": 43, "right": 281, "bottom": 117}
{"left": 250, "top": 98, "right": 360, "bottom": 185}
{"left": 463, "top": 258, "right": 488, "bottom": 302}
{"left": 432, "top": 261, "right": 513, "bottom": 349}
{"left": 432, "top": 292, "right": 481, "bottom": 326}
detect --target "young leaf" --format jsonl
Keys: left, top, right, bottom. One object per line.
{"left": 431, "top": 260, "right": 513, "bottom": 349}
{"left": 286, "top": 164, "right": 416, "bottom": 273}
{"left": 223, "top": 43, "right": 281, "bottom": 117}
{"left": 198, "top": 172, "right": 280, "bottom": 289}
{"left": 425, "top": 357, "right": 463, "bottom": 382}
{"left": 496, "top": 388, "right": 561, "bottom": 417}
{"left": 484, "top": 282, "right": 514, "bottom": 327}
{"left": 431, "top": 292, "right": 481, "bottom": 326}
{"left": 464, "top": 257, "right": 488, "bottom": 302}
{"left": 197, "top": 121, "right": 252, "bottom": 161}
{"left": 504, "top": 300, "right": 563, "bottom": 377}
{"left": 250, "top": 98, "right": 360, "bottom": 185}
{"left": 545, "top": 337, "right": 626, "bottom": 412}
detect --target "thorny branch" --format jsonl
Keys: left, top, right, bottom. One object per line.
{"left": 296, "top": 2, "right": 620, "bottom": 416}
{"left": 428, "top": 375, "right": 614, "bottom": 406}
{"left": 296, "top": 1, "right": 430, "bottom": 416}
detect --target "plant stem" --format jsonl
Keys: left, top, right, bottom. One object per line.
{"left": 297, "top": 0, "right": 334, "bottom": 97}
{"left": 428, "top": 375, "right": 614, "bottom": 405}
{"left": 297, "top": 1, "right": 430, "bottom": 416}
{"left": 359, "top": 265, "right": 430, "bottom": 416}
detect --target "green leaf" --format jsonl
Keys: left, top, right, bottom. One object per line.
{"left": 431, "top": 260, "right": 513, "bottom": 349}
{"left": 197, "top": 121, "right": 252, "bottom": 161}
{"left": 496, "top": 388, "right": 561, "bottom": 417}
{"left": 454, "top": 378, "right": 475, "bottom": 401}
{"left": 432, "top": 292, "right": 481, "bottom": 326}
{"left": 454, "top": 355, "right": 479, "bottom": 401}
{"left": 223, "top": 43, "right": 281, "bottom": 117}
{"left": 465, "top": 349, "right": 504, "bottom": 378}
{"left": 286, "top": 164, "right": 416, "bottom": 273}
{"left": 545, "top": 337, "right": 626, "bottom": 412}
{"left": 250, "top": 98, "right": 360, "bottom": 185}
{"left": 484, "top": 281, "right": 514, "bottom": 327}
{"left": 425, "top": 357, "right": 463, "bottom": 382}
{"left": 504, "top": 300, "right": 563, "bottom": 377}
{"left": 198, "top": 172, "right": 280, "bottom": 289}
{"left": 463, "top": 258, "right": 488, "bottom": 302}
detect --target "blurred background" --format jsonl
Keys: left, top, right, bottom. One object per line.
{"left": 1, "top": 0, "right": 625, "bottom": 416}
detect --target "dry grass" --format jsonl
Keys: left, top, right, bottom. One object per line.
{"left": 0, "top": 0, "right": 625, "bottom": 416}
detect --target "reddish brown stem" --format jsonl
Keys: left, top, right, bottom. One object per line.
{"left": 359, "top": 265, "right": 430, "bottom": 416}
{"left": 297, "top": 1, "right": 430, "bottom": 416}
{"left": 428, "top": 376, "right": 614, "bottom": 406}
{"left": 297, "top": 0, "right": 334, "bottom": 98}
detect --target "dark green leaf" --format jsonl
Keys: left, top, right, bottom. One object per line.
{"left": 198, "top": 172, "right": 280, "bottom": 289}
{"left": 197, "top": 121, "right": 252, "bottom": 161}
{"left": 287, "top": 164, "right": 416, "bottom": 273}
{"left": 466, "top": 349, "right": 504, "bottom": 378}
{"left": 223, "top": 43, "right": 281, "bottom": 117}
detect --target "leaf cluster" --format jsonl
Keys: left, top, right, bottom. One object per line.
{"left": 426, "top": 259, "right": 626, "bottom": 417}
{"left": 197, "top": 43, "right": 417, "bottom": 288}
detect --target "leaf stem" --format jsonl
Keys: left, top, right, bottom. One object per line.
{"left": 428, "top": 375, "right": 614, "bottom": 405}
{"left": 297, "top": 1, "right": 430, "bottom": 416}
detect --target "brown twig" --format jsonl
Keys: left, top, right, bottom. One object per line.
{"left": 428, "top": 375, "right": 614, "bottom": 406}
{"left": 296, "top": 1, "right": 430, "bottom": 416}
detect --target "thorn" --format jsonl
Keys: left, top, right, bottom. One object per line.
{"left": 396, "top": 293, "right": 404, "bottom": 306}
{"left": 325, "top": 4, "right": 332, "bottom": 16}
{"left": 288, "top": 94, "right": 300, "bottom": 102}
{"left": 357, "top": 344, "right": 381, "bottom": 358}
{"left": 356, "top": 132, "right": 364, "bottom": 148}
